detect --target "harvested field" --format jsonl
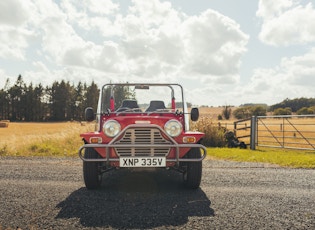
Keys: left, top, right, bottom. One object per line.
{"left": 0, "top": 122, "right": 95, "bottom": 155}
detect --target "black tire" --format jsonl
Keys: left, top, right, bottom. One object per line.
{"left": 183, "top": 148, "right": 202, "bottom": 189}
{"left": 83, "top": 148, "right": 102, "bottom": 189}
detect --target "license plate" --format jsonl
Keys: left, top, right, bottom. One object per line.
{"left": 120, "top": 157, "right": 166, "bottom": 167}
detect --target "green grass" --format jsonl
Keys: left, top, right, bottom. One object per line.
{"left": 207, "top": 147, "right": 315, "bottom": 168}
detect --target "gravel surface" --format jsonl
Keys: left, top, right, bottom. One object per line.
{"left": 0, "top": 157, "right": 314, "bottom": 229}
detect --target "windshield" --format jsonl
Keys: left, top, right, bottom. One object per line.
{"left": 100, "top": 83, "right": 186, "bottom": 114}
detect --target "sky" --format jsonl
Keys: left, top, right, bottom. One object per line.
{"left": 1, "top": 0, "right": 315, "bottom": 106}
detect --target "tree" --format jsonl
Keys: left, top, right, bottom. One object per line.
{"left": 0, "top": 79, "right": 10, "bottom": 120}
{"left": 100, "top": 84, "right": 135, "bottom": 111}
{"left": 0, "top": 89, "right": 7, "bottom": 120}
{"left": 72, "top": 82, "right": 84, "bottom": 121}
{"left": 8, "top": 75, "right": 25, "bottom": 121}
{"left": 296, "top": 107, "right": 314, "bottom": 115}
{"left": 270, "top": 97, "right": 315, "bottom": 112}
{"left": 233, "top": 107, "right": 251, "bottom": 119}
{"left": 250, "top": 106, "right": 267, "bottom": 116}
{"left": 24, "top": 83, "right": 35, "bottom": 121}
{"left": 84, "top": 81, "right": 99, "bottom": 112}
{"left": 33, "top": 84, "right": 44, "bottom": 121}
{"left": 222, "top": 105, "right": 232, "bottom": 120}
{"left": 273, "top": 107, "right": 292, "bottom": 115}
{"left": 49, "top": 80, "right": 72, "bottom": 121}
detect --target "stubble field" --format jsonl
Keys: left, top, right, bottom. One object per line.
{"left": 0, "top": 122, "right": 94, "bottom": 156}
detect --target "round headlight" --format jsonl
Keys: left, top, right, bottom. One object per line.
{"left": 103, "top": 120, "right": 121, "bottom": 137}
{"left": 164, "top": 119, "right": 183, "bottom": 137}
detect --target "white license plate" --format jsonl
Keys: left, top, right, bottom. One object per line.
{"left": 120, "top": 157, "right": 166, "bottom": 167}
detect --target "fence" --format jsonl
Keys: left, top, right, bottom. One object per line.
{"left": 234, "top": 115, "right": 315, "bottom": 150}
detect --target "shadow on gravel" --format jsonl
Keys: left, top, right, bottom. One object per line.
{"left": 56, "top": 168, "right": 214, "bottom": 229}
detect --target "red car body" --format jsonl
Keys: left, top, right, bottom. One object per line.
{"left": 79, "top": 83, "right": 206, "bottom": 189}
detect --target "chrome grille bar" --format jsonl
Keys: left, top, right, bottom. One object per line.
{"left": 114, "top": 127, "right": 171, "bottom": 157}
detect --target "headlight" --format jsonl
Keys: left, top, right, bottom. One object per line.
{"left": 103, "top": 120, "right": 121, "bottom": 137}
{"left": 164, "top": 119, "right": 182, "bottom": 137}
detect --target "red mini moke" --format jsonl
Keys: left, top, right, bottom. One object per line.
{"left": 79, "top": 83, "right": 206, "bottom": 189}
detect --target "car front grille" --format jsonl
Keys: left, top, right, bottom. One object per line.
{"left": 113, "top": 127, "right": 171, "bottom": 157}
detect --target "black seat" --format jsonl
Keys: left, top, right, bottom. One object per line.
{"left": 116, "top": 99, "right": 141, "bottom": 112}
{"left": 145, "top": 100, "right": 166, "bottom": 112}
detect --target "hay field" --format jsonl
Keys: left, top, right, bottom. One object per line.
{"left": 256, "top": 117, "right": 315, "bottom": 149}
{"left": 197, "top": 106, "right": 237, "bottom": 131}
{"left": 0, "top": 122, "right": 95, "bottom": 156}
{"left": 198, "top": 106, "right": 237, "bottom": 119}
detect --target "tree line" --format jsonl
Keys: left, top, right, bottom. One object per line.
{"left": 227, "top": 97, "right": 315, "bottom": 120}
{"left": 0, "top": 75, "right": 99, "bottom": 121}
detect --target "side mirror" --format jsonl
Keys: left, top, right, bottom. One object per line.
{"left": 85, "top": 107, "right": 95, "bottom": 122}
{"left": 191, "top": 107, "right": 199, "bottom": 121}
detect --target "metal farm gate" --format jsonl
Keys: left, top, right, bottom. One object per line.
{"left": 234, "top": 115, "right": 315, "bottom": 150}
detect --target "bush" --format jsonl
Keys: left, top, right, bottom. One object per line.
{"left": 273, "top": 107, "right": 292, "bottom": 115}
{"left": 233, "top": 107, "right": 251, "bottom": 119}
{"left": 297, "top": 107, "right": 314, "bottom": 115}
{"left": 250, "top": 106, "right": 267, "bottom": 116}
{"left": 191, "top": 118, "right": 226, "bottom": 147}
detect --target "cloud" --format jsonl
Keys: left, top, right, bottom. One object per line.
{"left": 239, "top": 48, "right": 315, "bottom": 105}
{"left": 0, "top": 0, "right": 31, "bottom": 26}
{"left": 0, "top": 0, "right": 249, "bottom": 106}
{"left": 257, "top": 0, "right": 315, "bottom": 46}
{"left": 280, "top": 48, "right": 315, "bottom": 86}
{"left": 0, "top": 0, "right": 36, "bottom": 60}
{"left": 256, "top": 0, "right": 294, "bottom": 19}
{"left": 0, "top": 26, "right": 34, "bottom": 60}
{"left": 181, "top": 9, "right": 248, "bottom": 80}
{"left": 55, "top": 0, "right": 248, "bottom": 83}
{"left": 60, "top": 0, "right": 120, "bottom": 37}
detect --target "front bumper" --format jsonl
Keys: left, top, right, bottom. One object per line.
{"left": 78, "top": 142, "right": 207, "bottom": 166}
{"left": 79, "top": 124, "right": 207, "bottom": 166}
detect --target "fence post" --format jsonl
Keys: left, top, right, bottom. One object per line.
{"left": 250, "top": 116, "right": 257, "bottom": 150}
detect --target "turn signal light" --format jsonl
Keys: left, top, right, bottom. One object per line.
{"left": 90, "top": 137, "right": 102, "bottom": 144}
{"left": 183, "top": 136, "right": 196, "bottom": 143}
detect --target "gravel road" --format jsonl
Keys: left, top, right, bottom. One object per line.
{"left": 0, "top": 157, "right": 314, "bottom": 229}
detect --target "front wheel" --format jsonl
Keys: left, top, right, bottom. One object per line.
{"left": 83, "top": 148, "right": 102, "bottom": 189}
{"left": 183, "top": 148, "right": 202, "bottom": 189}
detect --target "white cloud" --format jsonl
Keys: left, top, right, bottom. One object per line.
{"left": 60, "top": 0, "right": 120, "bottom": 37}
{"left": 129, "top": 0, "right": 178, "bottom": 26}
{"left": 280, "top": 48, "right": 315, "bottom": 86}
{"left": 0, "top": 0, "right": 249, "bottom": 106}
{"left": 0, "top": 0, "right": 31, "bottom": 26}
{"left": 86, "top": 0, "right": 119, "bottom": 15}
{"left": 0, "top": 0, "right": 36, "bottom": 60}
{"left": 257, "top": 0, "right": 315, "bottom": 46}
{"left": 256, "top": 0, "right": 294, "bottom": 19}
{"left": 181, "top": 9, "right": 248, "bottom": 80}
{"left": 0, "top": 25, "right": 34, "bottom": 60}
{"left": 239, "top": 48, "right": 315, "bottom": 105}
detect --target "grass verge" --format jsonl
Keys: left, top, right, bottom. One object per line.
{"left": 207, "top": 147, "right": 315, "bottom": 168}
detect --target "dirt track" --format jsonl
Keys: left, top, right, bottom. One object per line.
{"left": 0, "top": 157, "right": 314, "bottom": 229}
